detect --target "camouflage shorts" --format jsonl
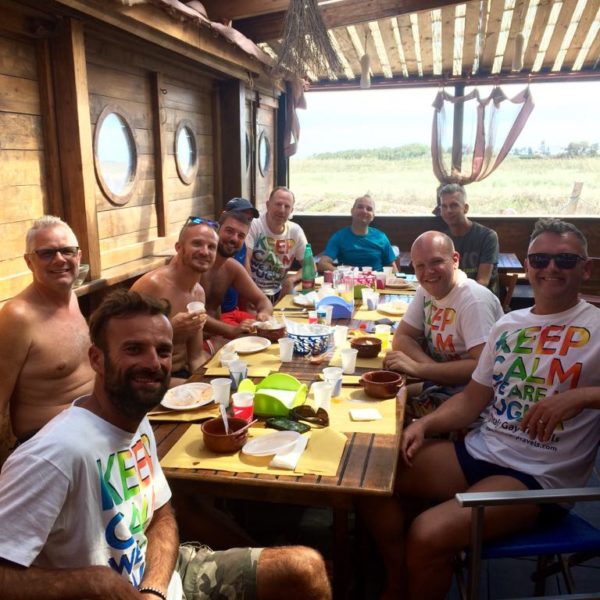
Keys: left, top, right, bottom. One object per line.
{"left": 177, "top": 542, "right": 262, "bottom": 600}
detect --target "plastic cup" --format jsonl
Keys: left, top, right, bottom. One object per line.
{"left": 333, "top": 325, "right": 348, "bottom": 347}
{"left": 228, "top": 359, "right": 248, "bottom": 391}
{"left": 308, "top": 310, "right": 318, "bottom": 325}
{"left": 361, "top": 266, "right": 373, "bottom": 274}
{"left": 322, "top": 305, "right": 333, "bottom": 325}
{"left": 383, "top": 266, "right": 394, "bottom": 275}
{"left": 324, "top": 270, "right": 334, "bottom": 283}
{"left": 220, "top": 350, "right": 238, "bottom": 368}
{"left": 361, "top": 287, "right": 371, "bottom": 305}
{"left": 375, "top": 324, "right": 392, "bottom": 350}
{"left": 231, "top": 392, "right": 254, "bottom": 422}
{"left": 186, "top": 301, "right": 205, "bottom": 313}
{"left": 311, "top": 381, "right": 333, "bottom": 411}
{"left": 211, "top": 378, "right": 231, "bottom": 407}
{"left": 340, "top": 348, "right": 358, "bottom": 374}
{"left": 375, "top": 272, "right": 386, "bottom": 289}
{"left": 366, "top": 291, "right": 379, "bottom": 310}
{"left": 322, "top": 366, "right": 343, "bottom": 397}
{"left": 279, "top": 338, "right": 295, "bottom": 362}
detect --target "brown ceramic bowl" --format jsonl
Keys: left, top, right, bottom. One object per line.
{"left": 201, "top": 417, "right": 249, "bottom": 453}
{"left": 350, "top": 336, "right": 382, "bottom": 358}
{"left": 360, "top": 370, "right": 406, "bottom": 399}
{"left": 254, "top": 323, "right": 287, "bottom": 343}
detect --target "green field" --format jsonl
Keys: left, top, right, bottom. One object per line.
{"left": 289, "top": 155, "right": 600, "bottom": 217}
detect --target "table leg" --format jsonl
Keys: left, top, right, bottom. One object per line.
{"left": 332, "top": 507, "right": 350, "bottom": 600}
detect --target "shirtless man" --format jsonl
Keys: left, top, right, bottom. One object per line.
{"left": 202, "top": 211, "right": 273, "bottom": 340}
{"left": 131, "top": 218, "right": 216, "bottom": 383}
{"left": 0, "top": 216, "right": 94, "bottom": 444}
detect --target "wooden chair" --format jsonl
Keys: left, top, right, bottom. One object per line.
{"left": 454, "top": 486, "right": 600, "bottom": 600}
{"left": 498, "top": 272, "right": 518, "bottom": 312}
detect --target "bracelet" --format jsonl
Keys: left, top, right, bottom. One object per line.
{"left": 138, "top": 587, "right": 167, "bottom": 600}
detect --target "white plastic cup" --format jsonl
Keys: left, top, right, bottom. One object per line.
{"left": 231, "top": 392, "right": 254, "bottom": 422}
{"left": 211, "top": 378, "right": 231, "bottom": 407}
{"left": 340, "top": 348, "right": 358, "bottom": 374}
{"left": 279, "top": 338, "right": 295, "bottom": 362}
{"left": 228, "top": 359, "right": 248, "bottom": 391}
{"left": 311, "top": 381, "right": 333, "bottom": 411}
{"left": 366, "top": 291, "right": 379, "bottom": 310}
{"left": 375, "top": 324, "right": 392, "bottom": 350}
{"left": 322, "top": 305, "right": 334, "bottom": 326}
{"left": 383, "top": 266, "right": 394, "bottom": 275}
{"left": 322, "top": 366, "right": 343, "bottom": 397}
{"left": 361, "top": 287, "right": 371, "bottom": 305}
{"left": 375, "top": 272, "right": 386, "bottom": 289}
{"left": 220, "top": 350, "right": 239, "bottom": 368}
{"left": 333, "top": 325, "right": 348, "bottom": 347}
{"left": 186, "top": 301, "right": 205, "bottom": 313}
{"left": 308, "top": 310, "right": 318, "bottom": 324}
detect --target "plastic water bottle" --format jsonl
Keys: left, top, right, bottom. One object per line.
{"left": 301, "top": 244, "right": 316, "bottom": 292}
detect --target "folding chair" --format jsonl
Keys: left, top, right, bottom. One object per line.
{"left": 455, "top": 487, "right": 600, "bottom": 600}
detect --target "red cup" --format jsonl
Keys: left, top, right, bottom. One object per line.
{"left": 233, "top": 404, "right": 253, "bottom": 422}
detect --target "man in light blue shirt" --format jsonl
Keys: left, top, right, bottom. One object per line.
{"left": 318, "top": 195, "right": 396, "bottom": 272}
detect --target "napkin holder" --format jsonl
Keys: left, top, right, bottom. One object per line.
{"left": 238, "top": 373, "right": 308, "bottom": 417}
{"left": 316, "top": 296, "right": 353, "bottom": 319}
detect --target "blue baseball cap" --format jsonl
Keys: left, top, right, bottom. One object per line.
{"left": 224, "top": 197, "right": 259, "bottom": 218}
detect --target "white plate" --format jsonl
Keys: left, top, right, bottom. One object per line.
{"left": 161, "top": 382, "right": 213, "bottom": 410}
{"left": 293, "top": 295, "right": 315, "bottom": 307}
{"left": 226, "top": 336, "right": 271, "bottom": 354}
{"left": 242, "top": 431, "right": 301, "bottom": 457}
{"left": 377, "top": 301, "right": 409, "bottom": 316}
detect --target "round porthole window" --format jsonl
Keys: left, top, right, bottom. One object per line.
{"left": 94, "top": 106, "right": 138, "bottom": 205}
{"left": 258, "top": 130, "right": 271, "bottom": 177}
{"left": 175, "top": 120, "right": 199, "bottom": 185}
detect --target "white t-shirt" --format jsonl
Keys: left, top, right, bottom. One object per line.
{"left": 0, "top": 401, "right": 182, "bottom": 599}
{"left": 402, "top": 271, "right": 504, "bottom": 361}
{"left": 467, "top": 300, "right": 600, "bottom": 489}
{"left": 246, "top": 213, "right": 307, "bottom": 292}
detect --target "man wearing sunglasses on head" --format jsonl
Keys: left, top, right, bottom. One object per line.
{"left": 0, "top": 216, "right": 94, "bottom": 453}
{"left": 360, "top": 218, "right": 600, "bottom": 600}
{"left": 132, "top": 217, "right": 219, "bottom": 385}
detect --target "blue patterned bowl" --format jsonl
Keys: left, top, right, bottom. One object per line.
{"left": 286, "top": 327, "right": 332, "bottom": 356}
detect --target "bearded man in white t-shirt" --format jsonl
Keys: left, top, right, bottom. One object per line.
{"left": 360, "top": 219, "right": 600, "bottom": 600}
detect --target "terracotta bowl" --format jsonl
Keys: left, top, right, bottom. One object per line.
{"left": 360, "top": 370, "right": 406, "bottom": 399}
{"left": 201, "top": 417, "right": 249, "bottom": 453}
{"left": 350, "top": 336, "right": 382, "bottom": 358}
{"left": 254, "top": 323, "right": 287, "bottom": 343}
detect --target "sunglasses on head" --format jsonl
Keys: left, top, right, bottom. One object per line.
{"left": 184, "top": 216, "right": 220, "bottom": 231}
{"left": 29, "top": 246, "right": 79, "bottom": 261}
{"left": 289, "top": 405, "right": 329, "bottom": 428}
{"left": 527, "top": 253, "right": 586, "bottom": 270}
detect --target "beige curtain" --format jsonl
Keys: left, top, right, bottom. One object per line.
{"left": 431, "top": 86, "right": 534, "bottom": 184}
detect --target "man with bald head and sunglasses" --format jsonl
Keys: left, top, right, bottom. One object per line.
{"left": 361, "top": 218, "right": 600, "bottom": 600}
{"left": 0, "top": 216, "right": 94, "bottom": 455}
{"left": 132, "top": 216, "right": 219, "bottom": 385}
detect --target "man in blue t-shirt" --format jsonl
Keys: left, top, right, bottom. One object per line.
{"left": 220, "top": 198, "right": 259, "bottom": 315}
{"left": 318, "top": 195, "right": 397, "bottom": 272}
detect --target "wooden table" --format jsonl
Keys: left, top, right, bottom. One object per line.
{"left": 155, "top": 309, "right": 406, "bottom": 599}
{"left": 399, "top": 250, "right": 523, "bottom": 272}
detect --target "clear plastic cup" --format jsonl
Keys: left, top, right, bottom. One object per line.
{"left": 211, "top": 378, "right": 231, "bottom": 407}
{"left": 333, "top": 325, "right": 348, "bottom": 347}
{"left": 374, "top": 324, "right": 392, "bottom": 350}
{"left": 279, "top": 338, "right": 295, "bottom": 362}
{"left": 231, "top": 392, "right": 254, "bottom": 422}
{"left": 322, "top": 366, "right": 343, "bottom": 397}
{"left": 322, "top": 305, "right": 334, "bottom": 325}
{"left": 383, "top": 266, "right": 394, "bottom": 275}
{"left": 186, "top": 301, "right": 205, "bottom": 313}
{"left": 340, "top": 348, "right": 358, "bottom": 374}
{"left": 228, "top": 359, "right": 248, "bottom": 391}
{"left": 311, "top": 381, "right": 333, "bottom": 411}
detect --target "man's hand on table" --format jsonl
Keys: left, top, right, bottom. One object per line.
{"left": 384, "top": 350, "right": 422, "bottom": 378}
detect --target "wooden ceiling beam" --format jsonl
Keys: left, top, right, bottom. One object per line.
{"left": 201, "top": 0, "right": 290, "bottom": 22}
{"left": 235, "top": 0, "right": 467, "bottom": 43}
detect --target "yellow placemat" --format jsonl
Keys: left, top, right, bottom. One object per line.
{"left": 160, "top": 426, "right": 346, "bottom": 476}
{"left": 328, "top": 387, "right": 396, "bottom": 434}
{"left": 204, "top": 366, "right": 272, "bottom": 378}
{"left": 148, "top": 403, "right": 220, "bottom": 422}
{"left": 205, "top": 346, "right": 282, "bottom": 373}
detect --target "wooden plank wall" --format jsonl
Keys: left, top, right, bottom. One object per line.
{"left": 294, "top": 214, "right": 600, "bottom": 293}
{"left": 0, "top": 32, "right": 47, "bottom": 301}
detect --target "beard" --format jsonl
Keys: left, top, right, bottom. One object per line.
{"left": 217, "top": 242, "right": 239, "bottom": 258}
{"left": 103, "top": 356, "right": 170, "bottom": 419}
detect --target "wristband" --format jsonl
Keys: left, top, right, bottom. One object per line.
{"left": 138, "top": 587, "right": 167, "bottom": 600}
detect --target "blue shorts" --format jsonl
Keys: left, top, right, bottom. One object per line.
{"left": 454, "top": 440, "right": 567, "bottom": 523}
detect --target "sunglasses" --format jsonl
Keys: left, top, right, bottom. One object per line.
{"left": 289, "top": 405, "right": 329, "bottom": 428}
{"left": 29, "top": 246, "right": 79, "bottom": 261}
{"left": 527, "top": 253, "right": 586, "bottom": 270}
{"left": 184, "top": 216, "right": 220, "bottom": 231}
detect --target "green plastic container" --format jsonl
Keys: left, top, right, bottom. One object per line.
{"left": 238, "top": 373, "right": 308, "bottom": 417}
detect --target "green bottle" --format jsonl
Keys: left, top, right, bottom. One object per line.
{"left": 301, "top": 244, "right": 316, "bottom": 292}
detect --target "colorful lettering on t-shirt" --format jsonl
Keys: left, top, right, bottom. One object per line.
{"left": 424, "top": 300, "right": 460, "bottom": 361}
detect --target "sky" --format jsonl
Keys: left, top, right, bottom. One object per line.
{"left": 292, "top": 80, "right": 600, "bottom": 158}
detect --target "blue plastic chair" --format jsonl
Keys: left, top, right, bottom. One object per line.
{"left": 454, "top": 487, "right": 600, "bottom": 599}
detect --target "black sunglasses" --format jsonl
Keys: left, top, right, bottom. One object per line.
{"left": 289, "top": 405, "right": 329, "bottom": 428}
{"left": 29, "top": 246, "right": 79, "bottom": 261}
{"left": 184, "top": 216, "right": 220, "bottom": 231}
{"left": 527, "top": 253, "right": 586, "bottom": 270}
